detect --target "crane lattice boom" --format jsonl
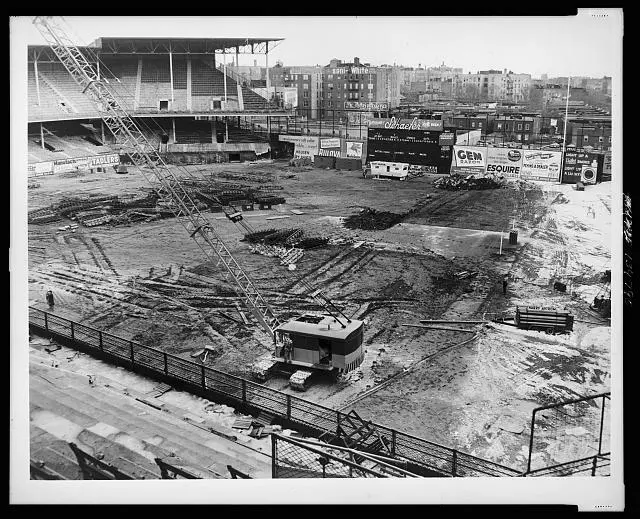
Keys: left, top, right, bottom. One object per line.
{"left": 32, "top": 16, "right": 281, "bottom": 336}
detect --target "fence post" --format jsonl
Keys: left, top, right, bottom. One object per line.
{"left": 452, "top": 449, "right": 457, "bottom": 477}
{"left": 201, "top": 366, "right": 206, "bottom": 389}
{"left": 526, "top": 409, "right": 537, "bottom": 475}
{"left": 391, "top": 430, "right": 396, "bottom": 456}
{"left": 44, "top": 312, "right": 48, "bottom": 332}
{"left": 286, "top": 394, "right": 291, "bottom": 421}
{"left": 99, "top": 331, "right": 103, "bottom": 351}
{"left": 164, "top": 353, "right": 168, "bottom": 376}
{"left": 242, "top": 379, "right": 246, "bottom": 404}
{"left": 130, "top": 341, "right": 135, "bottom": 369}
{"left": 598, "top": 395, "right": 606, "bottom": 455}
{"left": 70, "top": 321, "right": 74, "bottom": 340}
{"left": 271, "top": 435, "right": 277, "bottom": 479}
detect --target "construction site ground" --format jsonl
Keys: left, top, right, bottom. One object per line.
{"left": 26, "top": 159, "right": 612, "bottom": 473}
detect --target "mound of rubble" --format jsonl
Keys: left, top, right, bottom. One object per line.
{"left": 343, "top": 207, "right": 406, "bottom": 231}
{"left": 244, "top": 228, "right": 329, "bottom": 250}
{"left": 433, "top": 173, "right": 504, "bottom": 191}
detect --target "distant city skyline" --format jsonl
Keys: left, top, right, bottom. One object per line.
{"left": 12, "top": 11, "right": 622, "bottom": 78}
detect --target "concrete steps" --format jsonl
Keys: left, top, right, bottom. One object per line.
{"left": 29, "top": 360, "right": 268, "bottom": 478}
{"left": 30, "top": 425, "right": 84, "bottom": 480}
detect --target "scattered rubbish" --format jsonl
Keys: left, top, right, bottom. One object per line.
{"left": 265, "top": 215, "right": 290, "bottom": 220}
{"left": 290, "top": 209, "right": 305, "bottom": 215}
{"left": 44, "top": 344, "right": 61, "bottom": 354}
{"left": 231, "top": 417, "right": 254, "bottom": 430}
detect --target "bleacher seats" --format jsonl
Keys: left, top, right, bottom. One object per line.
{"left": 36, "top": 63, "right": 100, "bottom": 117}
{"left": 174, "top": 119, "right": 213, "bottom": 144}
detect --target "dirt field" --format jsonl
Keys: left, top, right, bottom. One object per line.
{"left": 26, "top": 159, "right": 612, "bottom": 471}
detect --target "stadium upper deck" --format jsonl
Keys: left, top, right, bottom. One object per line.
{"left": 28, "top": 37, "right": 288, "bottom": 123}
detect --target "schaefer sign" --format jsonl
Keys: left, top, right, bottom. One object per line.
{"left": 451, "top": 145, "right": 486, "bottom": 175}
{"left": 344, "top": 101, "right": 389, "bottom": 111}
{"left": 278, "top": 134, "right": 320, "bottom": 159}
{"left": 521, "top": 150, "right": 562, "bottom": 182}
{"left": 485, "top": 148, "right": 523, "bottom": 178}
{"left": 368, "top": 117, "right": 444, "bottom": 132}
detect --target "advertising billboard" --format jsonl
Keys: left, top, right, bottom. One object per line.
{"left": 451, "top": 145, "right": 486, "bottom": 175}
{"left": 485, "top": 148, "right": 523, "bottom": 178}
{"left": 279, "top": 134, "right": 320, "bottom": 159}
{"left": 368, "top": 117, "right": 444, "bottom": 132}
{"left": 27, "top": 161, "right": 53, "bottom": 176}
{"left": 346, "top": 141, "right": 364, "bottom": 158}
{"left": 319, "top": 138, "right": 341, "bottom": 157}
{"left": 520, "top": 150, "right": 563, "bottom": 182}
{"left": 561, "top": 149, "right": 600, "bottom": 184}
{"left": 344, "top": 101, "right": 389, "bottom": 111}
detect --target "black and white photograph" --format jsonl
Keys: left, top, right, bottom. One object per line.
{"left": 10, "top": 10, "right": 625, "bottom": 509}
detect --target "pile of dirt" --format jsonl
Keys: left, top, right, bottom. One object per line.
{"left": 343, "top": 207, "right": 406, "bottom": 230}
{"left": 433, "top": 174, "right": 504, "bottom": 191}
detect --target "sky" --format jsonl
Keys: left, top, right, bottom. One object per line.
{"left": 13, "top": 11, "right": 622, "bottom": 78}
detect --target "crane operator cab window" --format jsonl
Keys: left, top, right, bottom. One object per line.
{"left": 318, "top": 339, "right": 332, "bottom": 365}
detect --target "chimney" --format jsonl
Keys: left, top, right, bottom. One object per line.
{"left": 354, "top": 57, "right": 360, "bottom": 66}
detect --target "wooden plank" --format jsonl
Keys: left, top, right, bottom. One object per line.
{"left": 402, "top": 323, "right": 477, "bottom": 333}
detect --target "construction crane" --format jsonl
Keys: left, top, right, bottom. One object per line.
{"left": 32, "top": 16, "right": 365, "bottom": 390}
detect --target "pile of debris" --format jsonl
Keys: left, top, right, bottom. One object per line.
{"left": 343, "top": 207, "right": 405, "bottom": 231}
{"left": 244, "top": 228, "right": 329, "bottom": 250}
{"left": 433, "top": 173, "right": 504, "bottom": 191}
{"left": 289, "top": 157, "right": 312, "bottom": 167}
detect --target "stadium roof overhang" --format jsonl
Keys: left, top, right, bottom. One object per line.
{"left": 92, "top": 37, "right": 283, "bottom": 55}
{"left": 28, "top": 37, "right": 283, "bottom": 62}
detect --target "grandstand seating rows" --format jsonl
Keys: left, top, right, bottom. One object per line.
{"left": 29, "top": 56, "right": 273, "bottom": 121}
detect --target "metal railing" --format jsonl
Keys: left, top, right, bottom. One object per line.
{"left": 28, "top": 306, "right": 524, "bottom": 478}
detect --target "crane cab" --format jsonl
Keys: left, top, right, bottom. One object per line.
{"left": 274, "top": 314, "right": 365, "bottom": 373}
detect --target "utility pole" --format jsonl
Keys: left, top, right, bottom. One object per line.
{"left": 562, "top": 77, "right": 571, "bottom": 155}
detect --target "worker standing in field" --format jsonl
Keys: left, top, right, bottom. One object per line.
{"left": 502, "top": 275, "right": 508, "bottom": 295}
{"left": 46, "top": 290, "right": 55, "bottom": 310}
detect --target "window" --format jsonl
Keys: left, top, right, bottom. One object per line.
{"left": 303, "top": 100, "right": 309, "bottom": 107}
{"left": 303, "top": 83, "right": 309, "bottom": 89}
{"left": 517, "top": 123, "right": 522, "bottom": 130}
{"left": 497, "top": 122, "right": 503, "bottom": 130}
{"left": 584, "top": 135, "right": 589, "bottom": 142}
{"left": 328, "top": 74, "right": 333, "bottom": 80}
{"left": 328, "top": 83, "right": 333, "bottom": 89}
{"left": 524, "top": 134, "right": 529, "bottom": 141}
{"left": 478, "top": 122, "right": 483, "bottom": 128}
{"left": 344, "top": 83, "right": 347, "bottom": 89}
{"left": 304, "top": 91, "right": 309, "bottom": 98}
{"left": 368, "top": 83, "right": 373, "bottom": 90}
{"left": 598, "top": 136, "right": 604, "bottom": 142}
{"left": 303, "top": 74, "right": 308, "bottom": 80}
{"left": 344, "top": 93, "right": 347, "bottom": 98}
{"left": 525, "top": 124, "right": 530, "bottom": 130}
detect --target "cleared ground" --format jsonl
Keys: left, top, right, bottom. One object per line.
{"left": 26, "top": 159, "right": 612, "bottom": 471}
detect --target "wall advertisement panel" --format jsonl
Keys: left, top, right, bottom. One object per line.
{"left": 520, "top": 150, "right": 562, "bottom": 182}
{"left": 451, "top": 145, "right": 486, "bottom": 175}
{"left": 346, "top": 141, "right": 364, "bottom": 158}
{"left": 278, "top": 134, "right": 320, "bottom": 159}
{"left": 319, "top": 137, "right": 341, "bottom": 157}
{"left": 485, "top": 148, "right": 523, "bottom": 178}
{"left": 27, "top": 161, "right": 54, "bottom": 176}
{"left": 50, "top": 154, "right": 121, "bottom": 174}
{"left": 561, "top": 149, "right": 600, "bottom": 184}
